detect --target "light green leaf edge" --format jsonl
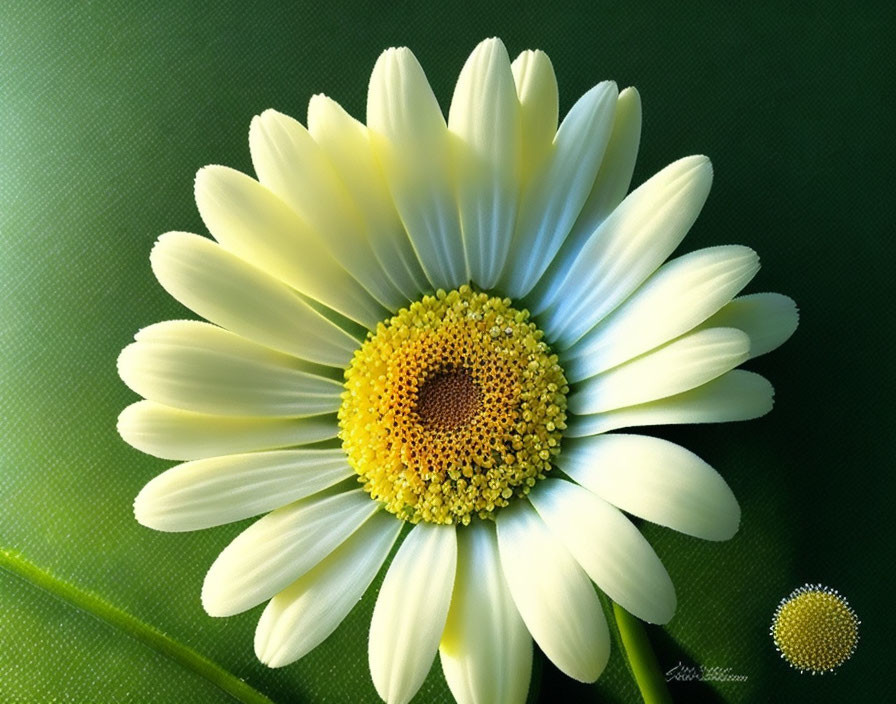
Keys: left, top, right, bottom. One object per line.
{"left": 0, "top": 547, "right": 274, "bottom": 704}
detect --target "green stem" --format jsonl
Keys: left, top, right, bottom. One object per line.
{"left": 613, "top": 602, "right": 673, "bottom": 704}
{"left": 0, "top": 548, "right": 274, "bottom": 704}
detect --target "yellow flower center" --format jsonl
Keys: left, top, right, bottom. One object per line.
{"left": 339, "top": 286, "right": 568, "bottom": 525}
{"left": 771, "top": 584, "right": 859, "bottom": 673}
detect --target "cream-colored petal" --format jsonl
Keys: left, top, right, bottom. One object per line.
{"left": 532, "top": 87, "right": 642, "bottom": 311}
{"left": 134, "top": 449, "right": 353, "bottom": 532}
{"left": 540, "top": 155, "right": 714, "bottom": 347}
{"left": 117, "top": 401, "right": 337, "bottom": 461}
{"left": 194, "top": 165, "right": 386, "bottom": 328}
{"left": 150, "top": 231, "right": 358, "bottom": 366}
{"left": 249, "top": 109, "right": 405, "bottom": 311}
{"left": 570, "top": 87, "right": 643, "bottom": 242}
{"left": 496, "top": 501, "right": 610, "bottom": 682}
{"left": 566, "top": 370, "right": 775, "bottom": 437}
{"left": 368, "top": 47, "right": 467, "bottom": 291}
{"left": 559, "top": 434, "right": 740, "bottom": 541}
{"left": 500, "top": 81, "right": 618, "bottom": 299}
{"left": 369, "top": 523, "right": 457, "bottom": 704}
{"left": 563, "top": 245, "right": 759, "bottom": 381}
{"left": 511, "top": 50, "right": 558, "bottom": 184}
{"left": 449, "top": 38, "right": 521, "bottom": 290}
{"left": 202, "top": 488, "right": 378, "bottom": 617}
{"left": 440, "top": 521, "right": 532, "bottom": 704}
{"left": 568, "top": 327, "right": 750, "bottom": 415}
{"left": 529, "top": 479, "right": 676, "bottom": 624}
{"left": 117, "top": 321, "right": 342, "bottom": 417}
{"left": 307, "top": 94, "right": 429, "bottom": 301}
{"left": 255, "top": 512, "right": 401, "bottom": 667}
{"left": 696, "top": 292, "right": 799, "bottom": 359}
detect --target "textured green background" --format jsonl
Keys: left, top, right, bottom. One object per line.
{"left": 1, "top": 1, "right": 892, "bottom": 702}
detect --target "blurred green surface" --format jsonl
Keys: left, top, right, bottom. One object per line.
{"left": 0, "top": 1, "right": 892, "bottom": 702}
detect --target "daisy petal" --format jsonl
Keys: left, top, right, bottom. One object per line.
{"left": 496, "top": 501, "right": 610, "bottom": 682}
{"left": 566, "top": 369, "right": 775, "bottom": 437}
{"left": 255, "top": 512, "right": 401, "bottom": 668}
{"left": 440, "top": 521, "right": 532, "bottom": 704}
{"left": 369, "top": 523, "right": 457, "bottom": 704}
{"left": 194, "top": 165, "right": 385, "bottom": 328}
{"left": 558, "top": 434, "right": 740, "bottom": 541}
{"left": 568, "top": 327, "right": 750, "bottom": 415}
{"left": 249, "top": 109, "right": 405, "bottom": 311}
{"left": 511, "top": 49, "right": 558, "bottom": 182}
{"left": 133, "top": 449, "right": 353, "bottom": 532}
{"left": 500, "top": 81, "right": 618, "bottom": 299}
{"left": 150, "top": 231, "right": 358, "bottom": 367}
{"left": 532, "top": 87, "right": 642, "bottom": 311}
{"left": 449, "top": 38, "right": 521, "bottom": 290}
{"left": 307, "top": 94, "right": 429, "bottom": 301}
{"left": 368, "top": 47, "right": 466, "bottom": 291}
{"left": 571, "top": 87, "right": 643, "bottom": 244}
{"left": 117, "top": 321, "right": 342, "bottom": 417}
{"left": 117, "top": 401, "right": 337, "bottom": 461}
{"left": 563, "top": 245, "right": 759, "bottom": 381}
{"left": 529, "top": 479, "right": 676, "bottom": 624}
{"left": 202, "top": 488, "right": 378, "bottom": 617}
{"left": 541, "top": 155, "right": 714, "bottom": 347}
{"left": 696, "top": 292, "right": 799, "bottom": 359}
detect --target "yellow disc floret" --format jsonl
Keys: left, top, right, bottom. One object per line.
{"left": 339, "top": 286, "right": 568, "bottom": 525}
{"left": 771, "top": 583, "right": 860, "bottom": 674}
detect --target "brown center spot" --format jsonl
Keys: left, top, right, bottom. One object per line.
{"left": 415, "top": 366, "right": 482, "bottom": 431}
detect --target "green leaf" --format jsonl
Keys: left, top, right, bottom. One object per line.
{"left": 0, "top": 550, "right": 271, "bottom": 703}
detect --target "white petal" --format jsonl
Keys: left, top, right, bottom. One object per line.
{"left": 117, "top": 321, "right": 342, "bottom": 417}
{"left": 440, "top": 521, "right": 532, "bottom": 704}
{"left": 541, "top": 155, "right": 714, "bottom": 346}
{"left": 194, "top": 165, "right": 386, "bottom": 328}
{"left": 134, "top": 449, "right": 354, "bottom": 532}
{"left": 449, "top": 38, "right": 521, "bottom": 290}
{"left": 117, "top": 401, "right": 337, "bottom": 461}
{"left": 307, "top": 94, "right": 429, "bottom": 301}
{"left": 570, "top": 87, "right": 643, "bottom": 243}
{"left": 202, "top": 488, "right": 378, "bottom": 617}
{"left": 249, "top": 109, "right": 405, "bottom": 311}
{"left": 368, "top": 47, "right": 466, "bottom": 290}
{"left": 529, "top": 479, "right": 676, "bottom": 624}
{"left": 369, "top": 523, "right": 457, "bottom": 704}
{"left": 563, "top": 245, "right": 759, "bottom": 381}
{"left": 150, "top": 231, "right": 358, "bottom": 366}
{"left": 500, "top": 81, "right": 618, "bottom": 299}
{"left": 696, "top": 292, "right": 799, "bottom": 359}
{"left": 566, "top": 369, "right": 775, "bottom": 437}
{"left": 496, "top": 501, "right": 610, "bottom": 682}
{"left": 511, "top": 50, "right": 558, "bottom": 182}
{"left": 568, "top": 327, "right": 750, "bottom": 415}
{"left": 532, "top": 87, "right": 642, "bottom": 311}
{"left": 558, "top": 434, "right": 740, "bottom": 541}
{"left": 255, "top": 511, "right": 401, "bottom": 667}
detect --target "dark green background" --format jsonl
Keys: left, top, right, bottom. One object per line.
{"left": 1, "top": 1, "right": 892, "bottom": 702}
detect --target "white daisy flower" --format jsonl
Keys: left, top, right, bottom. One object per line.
{"left": 117, "top": 37, "right": 798, "bottom": 704}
